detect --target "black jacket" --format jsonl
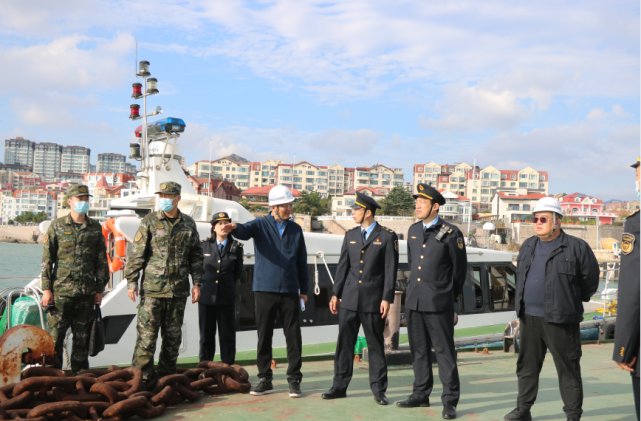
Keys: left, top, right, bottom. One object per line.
{"left": 515, "top": 229, "right": 599, "bottom": 324}
{"left": 200, "top": 238, "right": 244, "bottom": 305}
{"left": 613, "top": 211, "right": 639, "bottom": 377}
{"left": 332, "top": 223, "right": 399, "bottom": 313}
{"left": 405, "top": 219, "right": 467, "bottom": 312}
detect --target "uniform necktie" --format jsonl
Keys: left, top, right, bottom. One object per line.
{"left": 218, "top": 243, "right": 224, "bottom": 256}
{"left": 362, "top": 230, "right": 367, "bottom": 244}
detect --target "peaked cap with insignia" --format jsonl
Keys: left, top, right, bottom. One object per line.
{"left": 155, "top": 181, "right": 182, "bottom": 195}
{"left": 632, "top": 158, "right": 640, "bottom": 168}
{"left": 351, "top": 191, "right": 382, "bottom": 212}
{"left": 67, "top": 184, "right": 93, "bottom": 197}
{"left": 413, "top": 183, "right": 445, "bottom": 205}
{"left": 211, "top": 211, "right": 232, "bottom": 224}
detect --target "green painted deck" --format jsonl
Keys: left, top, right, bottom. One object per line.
{"left": 165, "top": 343, "right": 635, "bottom": 421}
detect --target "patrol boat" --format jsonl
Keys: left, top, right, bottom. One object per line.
{"left": 27, "top": 70, "right": 520, "bottom": 368}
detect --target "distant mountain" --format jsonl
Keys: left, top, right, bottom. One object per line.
{"left": 227, "top": 154, "right": 251, "bottom": 164}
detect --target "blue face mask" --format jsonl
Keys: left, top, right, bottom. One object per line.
{"left": 159, "top": 198, "right": 175, "bottom": 212}
{"left": 73, "top": 201, "right": 90, "bottom": 215}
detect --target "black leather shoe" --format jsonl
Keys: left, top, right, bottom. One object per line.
{"left": 442, "top": 402, "right": 457, "bottom": 419}
{"left": 321, "top": 387, "right": 347, "bottom": 400}
{"left": 374, "top": 392, "right": 388, "bottom": 405}
{"left": 504, "top": 407, "right": 532, "bottom": 421}
{"left": 396, "top": 395, "right": 430, "bottom": 408}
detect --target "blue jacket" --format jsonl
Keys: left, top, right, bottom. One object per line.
{"left": 232, "top": 213, "right": 309, "bottom": 295}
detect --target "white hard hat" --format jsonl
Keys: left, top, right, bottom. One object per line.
{"left": 532, "top": 197, "right": 562, "bottom": 216}
{"left": 269, "top": 185, "right": 296, "bottom": 206}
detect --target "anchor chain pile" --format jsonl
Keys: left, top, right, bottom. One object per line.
{"left": 0, "top": 361, "right": 250, "bottom": 421}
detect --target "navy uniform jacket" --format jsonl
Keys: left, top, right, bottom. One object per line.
{"left": 613, "top": 210, "right": 640, "bottom": 377}
{"left": 200, "top": 238, "right": 244, "bottom": 306}
{"left": 332, "top": 223, "right": 399, "bottom": 313}
{"left": 406, "top": 219, "right": 467, "bottom": 312}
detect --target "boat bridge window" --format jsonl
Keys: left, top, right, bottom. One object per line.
{"left": 488, "top": 265, "right": 516, "bottom": 311}
{"left": 459, "top": 265, "right": 484, "bottom": 314}
{"left": 310, "top": 264, "right": 339, "bottom": 326}
{"left": 237, "top": 266, "right": 256, "bottom": 330}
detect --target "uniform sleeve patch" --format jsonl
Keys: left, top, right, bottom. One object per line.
{"left": 134, "top": 231, "right": 143, "bottom": 243}
{"left": 43, "top": 234, "right": 49, "bottom": 243}
{"left": 458, "top": 238, "right": 464, "bottom": 250}
{"left": 622, "top": 233, "right": 635, "bottom": 255}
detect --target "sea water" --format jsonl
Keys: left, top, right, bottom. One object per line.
{"left": 0, "top": 243, "right": 44, "bottom": 290}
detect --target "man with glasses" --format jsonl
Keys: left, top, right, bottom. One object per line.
{"left": 221, "top": 185, "right": 308, "bottom": 398}
{"left": 322, "top": 191, "right": 398, "bottom": 405}
{"left": 504, "top": 197, "right": 599, "bottom": 421}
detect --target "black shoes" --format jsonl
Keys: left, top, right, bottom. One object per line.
{"left": 396, "top": 395, "right": 431, "bottom": 408}
{"left": 250, "top": 378, "right": 274, "bottom": 396}
{"left": 288, "top": 380, "right": 302, "bottom": 398}
{"left": 374, "top": 392, "right": 388, "bottom": 405}
{"left": 321, "top": 387, "right": 347, "bottom": 400}
{"left": 442, "top": 402, "right": 457, "bottom": 419}
{"left": 504, "top": 407, "right": 533, "bottom": 421}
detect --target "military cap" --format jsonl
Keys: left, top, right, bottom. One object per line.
{"left": 66, "top": 184, "right": 92, "bottom": 197}
{"left": 155, "top": 181, "right": 182, "bottom": 195}
{"left": 632, "top": 158, "right": 640, "bottom": 168}
{"left": 413, "top": 183, "right": 445, "bottom": 205}
{"left": 210, "top": 211, "right": 231, "bottom": 224}
{"left": 351, "top": 191, "right": 381, "bottom": 211}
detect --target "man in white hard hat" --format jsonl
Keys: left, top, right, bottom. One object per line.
{"left": 504, "top": 197, "right": 599, "bottom": 421}
{"left": 221, "top": 185, "right": 308, "bottom": 398}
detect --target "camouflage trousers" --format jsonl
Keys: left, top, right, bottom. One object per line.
{"left": 132, "top": 296, "right": 187, "bottom": 382}
{"left": 47, "top": 294, "right": 95, "bottom": 374}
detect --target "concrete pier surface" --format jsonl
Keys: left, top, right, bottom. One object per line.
{"left": 158, "top": 343, "right": 636, "bottom": 420}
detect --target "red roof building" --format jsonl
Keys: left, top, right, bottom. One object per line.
{"left": 187, "top": 176, "right": 242, "bottom": 202}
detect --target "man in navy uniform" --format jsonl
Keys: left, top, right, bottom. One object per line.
{"left": 322, "top": 191, "right": 399, "bottom": 405}
{"left": 397, "top": 184, "right": 467, "bottom": 420}
{"left": 613, "top": 158, "right": 640, "bottom": 420}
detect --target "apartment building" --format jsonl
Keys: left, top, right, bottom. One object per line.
{"left": 4, "top": 137, "right": 35, "bottom": 169}
{"left": 606, "top": 200, "right": 641, "bottom": 212}
{"left": 186, "top": 176, "right": 241, "bottom": 201}
{"left": 82, "top": 173, "right": 136, "bottom": 196}
{"left": 1, "top": 190, "right": 57, "bottom": 223}
{"left": 10, "top": 172, "right": 42, "bottom": 191}
{"left": 33, "top": 143, "right": 62, "bottom": 182}
{"left": 97, "top": 153, "right": 127, "bottom": 173}
{"left": 61, "top": 146, "right": 90, "bottom": 174}
{"left": 491, "top": 192, "right": 547, "bottom": 224}
{"left": 274, "top": 162, "right": 332, "bottom": 198}
{"left": 54, "top": 172, "right": 84, "bottom": 184}
{"left": 331, "top": 186, "right": 388, "bottom": 217}
{"left": 413, "top": 162, "right": 549, "bottom": 212}
{"left": 186, "top": 155, "right": 255, "bottom": 191}
{"left": 352, "top": 165, "right": 404, "bottom": 191}
{"left": 437, "top": 189, "right": 474, "bottom": 222}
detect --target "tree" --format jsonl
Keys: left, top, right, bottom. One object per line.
{"left": 14, "top": 212, "right": 49, "bottom": 224}
{"left": 293, "top": 191, "right": 330, "bottom": 217}
{"left": 378, "top": 186, "right": 415, "bottom": 216}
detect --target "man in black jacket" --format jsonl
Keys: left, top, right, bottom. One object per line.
{"left": 396, "top": 184, "right": 467, "bottom": 420}
{"left": 505, "top": 197, "right": 599, "bottom": 421}
{"left": 321, "top": 191, "right": 398, "bottom": 405}
{"left": 612, "top": 158, "right": 640, "bottom": 420}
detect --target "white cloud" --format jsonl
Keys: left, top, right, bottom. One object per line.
{"left": 586, "top": 105, "right": 630, "bottom": 121}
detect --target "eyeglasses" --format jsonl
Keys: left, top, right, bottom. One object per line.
{"left": 533, "top": 216, "right": 549, "bottom": 224}
{"left": 278, "top": 204, "right": 294, "bottom": 210}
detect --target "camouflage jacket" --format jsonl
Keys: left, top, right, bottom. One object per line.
{"left": 41, "top": 214, "right": 109, "bottom": 297}
{"left": 125, "top": 210, "right": 204, "bottom": 298}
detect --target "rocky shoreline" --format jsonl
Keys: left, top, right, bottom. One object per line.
{"left": 0, "top": 237, "right": 41, "bottom": 244}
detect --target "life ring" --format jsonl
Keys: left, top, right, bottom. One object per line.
{"left": 102, "top": 218, "right": 127, "bottom": 273}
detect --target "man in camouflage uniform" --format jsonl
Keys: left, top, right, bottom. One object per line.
{"left": 125, "top": 182, "right": 204, "bottom": 383}
{"left": 41, "top": 184, "right": 109, "bottom": 373}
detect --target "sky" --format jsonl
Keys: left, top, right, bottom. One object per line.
{"left": 0, "top": 0, "right": 639, "bottom": 200}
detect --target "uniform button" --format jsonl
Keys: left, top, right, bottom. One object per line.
{"left": 359, "top": 280, "right": 362, "bottom": 283}
{"left": 359, "top": 270, "right": 363, "bottom": 273}
{"left": 423, "top": 244, "right": 426, "bottom": 248}
{"left": 360, "top": 260, "right": 364, "bottom": 263}
{"left": 361, "top": 250, "right": 364, "bottom": 254}
{"left": 218, "top": 260, "right": 221, "bottom": 263}
{"left": 420, "top": 256, "right": 423, "bottom": 259}
{"left": 417, "top": 278, "right": 421, "bottom": 282}
{"left": 216, "top": 281, "right": 218, "bottom": 283}
{"left": 217, "top": 270, "right": 220, "bottom": 273}
{"left": 418, "top": 266, "right": 421, "bottom": 270}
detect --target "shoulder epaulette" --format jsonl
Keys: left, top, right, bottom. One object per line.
{"left": 628, "top": 209, "right": 640, "bottom": 217}
{"left": 348, "top": 226, "right": 359, "bottom": 232}
{"left": 235, "top": 240, "right": 243, "bottom": 247}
